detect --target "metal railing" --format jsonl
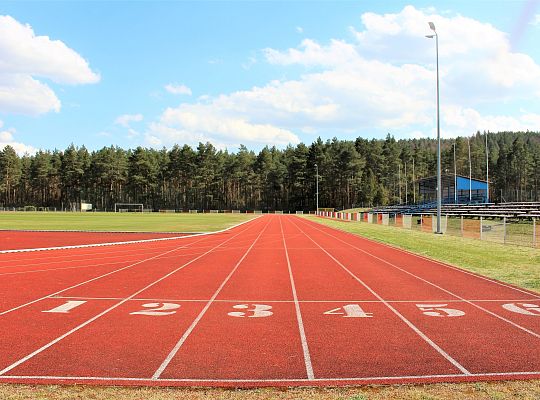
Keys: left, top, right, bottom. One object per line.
{"left": 316, "top": 211, "right": 539, "bottom": 249}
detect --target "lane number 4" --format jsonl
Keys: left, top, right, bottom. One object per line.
{"left": 324, "top": 304, "right": 373, "bottom": 318}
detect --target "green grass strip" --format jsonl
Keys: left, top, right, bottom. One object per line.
{"left": 0, "top": 212, "right": 255, "bottom": 233}
{"left": 305, "top": 216, "right": 540, "bottom": 294}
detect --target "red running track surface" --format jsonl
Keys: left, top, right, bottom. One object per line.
{"left": 0, "top": 214, "right": 539, "bottom": 387}
{"left": 0, "top": 231, "right": 192, "bottom": 251}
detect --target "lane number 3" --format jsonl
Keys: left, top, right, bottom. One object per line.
{"left": 228, "top": 304, "right": 273, "bottom": 318}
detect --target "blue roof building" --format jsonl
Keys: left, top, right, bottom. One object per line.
{"left": 417, "top": 174, "right": 489, "bottom": 204}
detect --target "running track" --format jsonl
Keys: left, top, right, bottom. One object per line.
{"left": 0, "top": 215, "right": 539, "bottom": 387}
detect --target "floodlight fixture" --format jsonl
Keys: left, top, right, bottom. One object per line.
{"left": 426, "top": 21, "right": 442, "bottom": 234}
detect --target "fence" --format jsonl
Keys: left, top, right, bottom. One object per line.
{"left": 316, "top": 211, "right": 539, "bottom": 249}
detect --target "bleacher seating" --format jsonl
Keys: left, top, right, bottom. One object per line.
{"left": 370, "top": 201, "right": 540, "bottom": 219}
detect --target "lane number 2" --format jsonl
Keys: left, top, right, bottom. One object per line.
{"left": 130, "top": 303, "right": 181, "bottom": 316}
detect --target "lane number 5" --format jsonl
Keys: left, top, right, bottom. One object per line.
{"left": 416, "top": 304, "right": 465, "bottom": 317}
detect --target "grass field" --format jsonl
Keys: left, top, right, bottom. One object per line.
{"left": 305, "top": 215, "right": 540, "bottom": 293}
{"left": 0, "top": 212, "right": 255, "bottom": 233}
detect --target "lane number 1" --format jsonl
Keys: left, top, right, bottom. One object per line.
{"left": 42, "top": 300, "right": 87, "bottom": 314}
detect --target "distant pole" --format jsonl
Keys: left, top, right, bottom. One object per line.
{"left": 398, "top": 163, "right": 402, "bottom": 203}
{"left": 413, "top": 157, "right": 416, "bottom": 203}
{"left": 468, "top": 137, "right": 472, "bottom": 202}
{"left": 426, "top": 22, "right": 442, "bottom": 233}
{"left": 453, "top": 143, "right": 457, "bottom": 203}
{"left": 485, "top": 132, "right": 489, "bottom": 203}
{"left": 405, "top": 161, "right": 408, "bottom": 204}
{"left": 315, "top": 163, "right": 319, "bottom": 212}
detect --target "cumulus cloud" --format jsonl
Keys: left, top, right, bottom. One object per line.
{"left": 114, "top": 113, "right": 143, "bottom": 127}
{"left": 0, "top": 15, "right": 99, "bottom": 115}
{"left": 0, "top": 123, "right": 37, "bottom": 155}
{"left": 147, "top": 104, "right": 300, "bottom": 148}
{"left": 443, "top": 106, "right": 540, "bottom": 136}
{"left": 164, "top": 83, "right": 192, "bottom": 95}
{"left": 148, "top": 6, "right": 540, "bottom": 147}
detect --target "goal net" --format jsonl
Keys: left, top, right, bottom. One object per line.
{"left": 114, "top": 203, "right": 144, "bottom": 213}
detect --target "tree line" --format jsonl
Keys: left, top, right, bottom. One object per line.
{"left": 0, "top": 131, "right": 538, "bottom": 211}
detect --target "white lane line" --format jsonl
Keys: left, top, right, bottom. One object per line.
{"left": 304, "top": 216, "right": 540, "bottom": 300}
{"left": 0, "top": 236, "right": 209, "bottom": 316}
{"left": 0, "top": 218, "right": 260, "bottom": 316}
{"left": 299, "top": 217, "right": 540, "bottom": 339}
{"left": 0, "top": 217, "right": 263, "bottom": 376}
{"left": 151, "top": 218, "right": 272, "bottom": 380}
{"left": 279, "top": 216, "right": 314, "bottom": 380}
{"left": 50, "top": 295, "right": 539, "bottom": 304}
{"left": 0, "top": 247, "right": 235, "bottom": 276}
{"left": 1, "top": 371, "right": 539, "bottom": 383}
{"left": 0, "top": 216, "right": 259, "bottom": 254}
{"left": 0, "top": 245, "right": 214, "bottom": 270}
{"left": 289, "top": 218, "right": 471, "bottom": 376}
{"left": 0, "top": 241, "right": 192, "bottom": 265}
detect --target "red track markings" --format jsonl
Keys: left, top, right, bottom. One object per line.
{"left": 0, "top": 218, "right": 263, "bottom": 377}
{"left": 295, "top": 217, "right": 540, "bottom": 339}
{"left": 0, "top": 214, "right": 539, "bottom": 386}
{"left": 280, "top": 217, "right": 314, "bottom": 380}
{"left": 288, "top": 217, "right": 470, "bottom": 376}
{"left": 0, "top": 236, "right": 209, "bottom": 316}
{"left": 152, "top": 218, "right": 272, "bottom": 379}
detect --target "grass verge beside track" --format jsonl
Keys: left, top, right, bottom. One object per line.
{"left": 1, "top": 381, "right": 540, "bottom": 400}
{"left": 0, "top": 212, "right": 255, "bottom": 233}
{"left": 305, "top": 215, "right": 540, "bottom": 294}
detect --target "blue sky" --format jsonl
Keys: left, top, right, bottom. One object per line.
{"left": 1, "top": 1, "right": 540, "bottom": 154}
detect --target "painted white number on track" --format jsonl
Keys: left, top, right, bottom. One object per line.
{"left": 416, "top": 304, "right": 465, "bottom": 317}
{"left": 43, "top": 300, "right": 87, "bottom": 314}
{"left": 228, "top": 304, "right": 273, "bottom": 318}
{"left": 130, "top": 303, "right": 180, "bottom": 316}
{"left": 502, "top": 303, "right": 540, "bottom": 316}
{"left": 324, "top": 304, "right": 373, "bottom": 318}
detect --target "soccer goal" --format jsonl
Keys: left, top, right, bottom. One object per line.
{"left": 114, "top": 203, "right": 144, "bottom": 213}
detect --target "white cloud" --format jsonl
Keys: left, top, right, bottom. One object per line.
{"left": 260, "top": 6, "right": 540, "bottom": 132}
{"left": 148, "top": 6, "right": 540, "bottom": 148}
{"left": 114, "top": 113, "right": 143, "bottom": 128}
{"left": 296, "top": 26, "right": 304, "bottom": 34}
{"left": 264, "top": 39, "right": 359, "bottom": 67}
{"left": 0, "top": 126, "right": 37, "bottom": 155}
{"left": 443, "top": 106, "right": 540, "bottom": 137}
{"left": 0, "top": 15, "right": 99, "bottom": 115}
{"left": 126, "top": 128, "right": 140, "bottom": 139}
{"left": 242, "top": 56, "right": 257, "bottom": 70}
{"left": 149, "top": 104, "right": 300, "bottom": 147}
{"left": 0, "top": 73, "right": 61, "bottom": 114}
{"left": 164, "top": 83, "right": 192, "bottom": 96}
{"left": 531, "top": 14, "right": 540, "bottom": 26}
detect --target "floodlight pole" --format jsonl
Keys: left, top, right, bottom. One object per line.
{"left": 426, "top": 22, "right": 442, "bottom": 234}
{"left": 315, "top": 163, "right": 319, "bottom": 213}
{"left": 485, "top": 132, "right": 489, "bottom": 203}
{"left": 453, "top": 142, "right": 457, "bottom": 203}
{"left": 468, "top": 137, "right": 472, "bottom": 202}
